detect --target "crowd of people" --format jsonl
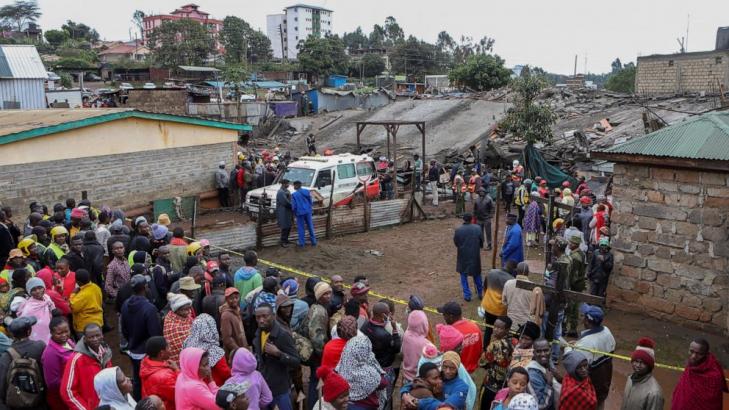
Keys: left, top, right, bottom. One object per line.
{"left": 0, "top": 140, "right": 727, "bottom": 410}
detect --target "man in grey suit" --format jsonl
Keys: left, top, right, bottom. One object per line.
{"left": 276, "top": 179, "right": 293, "bottom": 247}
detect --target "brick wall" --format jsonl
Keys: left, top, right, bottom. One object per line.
{"left": 608, "top": 163, "right": 729, "bottom": 334}
{"left": 635, "top": 51, "right": 729, "bottom": 96}
{"left": 0, "top": 142, "right": 236, "bottom": 212}
{"left": 124, "top": 89, "right": 188, "bottom": 115}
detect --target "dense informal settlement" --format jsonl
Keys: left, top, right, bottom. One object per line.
{"left": 0, "top": 140, "right": 727, "bottom": 410}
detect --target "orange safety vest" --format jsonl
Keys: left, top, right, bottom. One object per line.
{"left": 467, "top": 175, "right": 478, "bottom": 193}
{"left": 453, "top": 175, "right": 467, "bottom": 192}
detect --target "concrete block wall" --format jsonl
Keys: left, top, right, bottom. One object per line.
{"left": 0, "top": 142, "right": 236, "bottom": 212}
{"left": 635, "top": 51, "right": 729, "bottom": 96}
{"left": 608, "top": 163, "right": 729, "bottom": 334}
{"left": 124, "top": 89, "right": 188, "bottom": 115}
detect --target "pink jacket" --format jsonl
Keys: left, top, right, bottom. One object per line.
{"left": 402, "top": 310, "right": 430, "bottom": 381}
{"left": 175, "top": 347, "right": 219, "bottom": 410}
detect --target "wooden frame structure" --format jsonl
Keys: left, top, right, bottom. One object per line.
{"left": 355, "top": 120, "right": 426, "bottom": 198}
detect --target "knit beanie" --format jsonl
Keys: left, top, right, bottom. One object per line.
{"left": 26, "top": 277, "right": 45, "bottom": 294}
{"left": 422, "top": 342, "right": 439, "bottom": 360}
{"left": 314, "top": 281, "right": 332, "bottom": 301}
{"left": 281, "top": 278, "right": 299, "bottom": 296}
{"left": 316, "top": 366, "right": 349, "bottom": 403}
{"left": 436, "top": 324, "right": 464, "bottom": 352}
{"left": 151, "top": 223, "right": 168, "bottom": 240}
{"left": 631, "top": 337, "right": 656, "bottom": 369}
{"left": 168, "top": 293, "right": 192, "bottom": 312}
{"left": 442, "top": 351, "right": 462, "bottom": 369}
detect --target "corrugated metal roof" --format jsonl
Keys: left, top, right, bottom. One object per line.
{"left": 0, "top": 45, "right": 47, "bottom": 79}
{"left": 595, "top": 111, "right": 729, "bottom": 161}
{"left": 178, "top": 65, "right": 220, "bottom": 72}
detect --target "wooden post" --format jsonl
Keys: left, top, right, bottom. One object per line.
{"left": 325, "top": 171, "right": 337, "bottom": 239}
{"left": 385, "top": 126, "right": 391, "bottom": 160}
{"left": 356, "top": 123, "right": 363, "bottom": 153}
{"left": 191, "top": 198, "right": 198, "bottom": 240}
{"left": 491, "top": 180, "right": 501, "bottom": 269}
{"left": 392, "top": 125, "right": 399, "bottom": 199}
{"left": 545, "top": 194, "right": 555, "bottom": 267}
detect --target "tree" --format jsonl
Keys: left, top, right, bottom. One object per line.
{"left": 44, "top": 29, "right": 69, "bottom": 47}
{"left": 611, "top": 58, "right": 622, "bottom": 74}
{"left": 62, "top": 20, "right": 100, "bottom": 43}
{"left": 369, "top": 24, "right": 386, "bottom": 48}
{"left": 132, "top": 10, "right": 145, "bottom": 39}
{"left": 449, "top": 53, "right": 511, "bottom": 91}
{"left": 502, "top": 69, "right": 558, "bottom": 144}
{"left": 148, "top": 19, "right": 214, "bottom": 68}
{"left": 297, "top": 35, "right": 349, "bottom": 79}
{"left": 383, "top": 16, "right": 404, "bottom": 46}
{"left": 223, "top": 64, "right": 249, "bottom": 123}
{"left": 0, "top": 0, "right": 40, "bottom": 32}
{"left": 246, "top": 30, "right": 272, "bottom": 63}
{"left": 58, "top": 72, "right": 72, "bottom": 88}
{"left": 221, "top": 16, "right": 248, "bottom": 65}
{"left": 342, "top": 27, "right": 369, "bottom": 51}
{"left": 605, "top": 63, "right": 636, "bottom": 93}
{"left": 358, "top": 53, "right": 386, "bottom": 77}
{"left": 390, "top": 36, "right": 440, "bottom": 78}
{"left": 436, "top": 31, "right": 456, "bottom": 52}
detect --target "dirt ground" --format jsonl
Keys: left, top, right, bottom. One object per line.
{"left": 248, "top": 199, "right": 729, "bottom": 409}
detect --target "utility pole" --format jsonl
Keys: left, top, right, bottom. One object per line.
{"left": 573, "top": 54, "right": 578, "bottom": 77}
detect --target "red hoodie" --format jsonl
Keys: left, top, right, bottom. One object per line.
{"left": 140, "top": 357, "right": 179, "bottom": 410}
{"left": 60, "top": 341, "right": 112, "bottom": 410}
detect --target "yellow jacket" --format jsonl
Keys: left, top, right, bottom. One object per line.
{"left": 70, "top": 283, "right": 103, "bottom": 333}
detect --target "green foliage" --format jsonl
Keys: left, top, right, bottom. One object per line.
{"left": 44, "top": 29, "right": 68, "bottom": 47}
{"left": 502, "top": 71, "right": 557, "bottom": 144}
{"left": 58, "top": 72, "right": 72, "bottom": 88}
{"left": 255, "top": 60, "right": 298, "bottom": 72}
{"left": 52, "top": 57, "right": 97, "bottom": 70}
{"left": 448, "top": 53, "right": 510, "bottom": 91}
{"left": 390, "top": 36, "right": 442, "bottom": 78}
{"left": 361, "top": 54, "right": 386, "bottom": 77}
{"left": 297, "top": 35, "right": 349, "bottom": 79}
{"left": 611, "top": 58, "right": 622, "bottom": 73}
{"left": 605, "top": 63, "right": 636, "bottom": 93}
{"left": 148, "top": 18, "right": 214, "bottom": 68}
{"left": 221, "top": 16, "right": 272, "bottom": 65}
{"left": 342, "top": 27, "right": 369, "bottom": 51}
{"left": 111, "top": 57, "right": 149, "bottom": 70}
{"left": 383, "top": 16, "right": 404, "bottom": 46}
{"left": 0, "top": 0, "right": 40, "bottom": 32}
{"left": 61, "top": 20, "right": 99, "bottom": 43}
{"left": 56, "top": 46, "right": 97, "bottom": 63}
{"left": 132, "top": 10, "right": 145, "bottom": 38}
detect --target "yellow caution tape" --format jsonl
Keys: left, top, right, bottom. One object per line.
{"left": 190, "top": 238, "right": 727, "bottom": 379}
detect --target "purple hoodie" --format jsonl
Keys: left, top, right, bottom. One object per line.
{"left": 42, "top": 338, "right": 77, "bottom": 391}
{"left": 229, "top": 348, "right": 273, "bottom": 409}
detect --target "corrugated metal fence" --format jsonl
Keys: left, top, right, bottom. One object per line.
{"left": 196, "top": 198, "right": 410, "bottom": 252}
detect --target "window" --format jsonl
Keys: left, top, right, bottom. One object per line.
{"left": 716, "top": 57, "right": 723, "bottom": 64}
{"left": 283, "top": 167, "right": 315, "bottom": 186}
{"left": 337, "top": 164, "right": 356, "bottom": 179}
{"left": 295, "top": 36, "right": 298, "bottom": 40}
{"left": 668, "top": 60, "right": 674, "bottom": 67}
{"left": 294, "top": 17, "right": 298, "bottom": 21}
{"left": 314, "top": 169, "right": 333, "bottom": 188}
{"left": 294, "top": 26, "right": 298, "bottom": 31}
{"left": 356, "top": 162, "right": 376, "bottom": 178}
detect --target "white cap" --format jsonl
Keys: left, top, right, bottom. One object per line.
{"left": 219, "top": 161, "right": 226, "bottom": 167}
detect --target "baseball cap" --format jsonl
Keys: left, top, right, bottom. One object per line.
{"left": 350, "top": 281, "right": 370, "bottom": 296}
{"left": 580, "top": 304, "right": 604, "bottom": 324}
{"left": 224, "top": 287, "right": 239, "bottom": 298}
{"left": 9, "top": 316, "right": 37, "bottom": 335}
{"left": 437, "top": 301, "right": 462, "bottom": 316}
{"left": 8, "top": 249, "right": 23, "bottom": 259}
{"left": 206, "top": 261, "right": 220, "bottom": 273}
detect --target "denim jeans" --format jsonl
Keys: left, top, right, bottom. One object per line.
{"left": 542, "top": 309, "right": 565, "bottom": 363}
{"left": 269, "top": 392, "right": 293, "bottom": 410}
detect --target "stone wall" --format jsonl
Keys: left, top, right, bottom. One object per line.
{"left": 0, "top": 142, "right": 235, "bottom": 212}
{"left": 608, "top": 163, "right": 729, "bottom": 334}
{"left": 635, "top": 50, "right": 729, "bottom": 96}
{"left": 124, "top": 89, "right": 188, "bottom": 115}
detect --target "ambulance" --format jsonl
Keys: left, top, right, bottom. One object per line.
{"left": 244, "top": 153, "right": 380, "bottom": 218}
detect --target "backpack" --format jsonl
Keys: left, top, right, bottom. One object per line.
{"left": 5, "top": 348, "right": 44, "bottom": 408}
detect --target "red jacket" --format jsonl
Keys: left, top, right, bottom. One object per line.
{"left": 236, "top": 168, "right": 246, "bottom": 188}
{"left": 60, "top": 345, "right": 112, "bottom": 410}
{"left": 140, "top": 357, "right": 179, "bottom": 410}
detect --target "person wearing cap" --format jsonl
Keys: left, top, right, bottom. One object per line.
{"left": 565, "top": 234, "right": 587, "bottom": 337}
{"left": 280, "top": 278, "right": 308, "bottom": 331}
{"left": 68, "top": 207, "right": 87, "bottom": 239}
{"left": 45, "top": 225, "right": 69, "bottom": 269}
{"left": 69, "top": 268, "right": 103, "bottom": 337}
{"left": 291, "top": 180, "right": 317, "bottom": 248}
{"left": 0, "top": 316, "right": 47, "bottom": 407}
{"left": 453, "top": 213, "right": 483, "bottom": 301}
{"left": 559, "top": 350, "right": 596, "bottom": 409}
{"left": 213, "top": 160, "right": 230, "bottom": 208}
{"left": 621, "top": 337, "right": 663, "bottom": 410}
{"left": 314, "top": 366, "right": 350, "bottom": 410}
{"left": 220, "top": 287, "right": 248, "bottom": 358}
{"left": 501, "top": 213, "right": 524, "bottom": 268}
{"left": 566, "top": 304, "right": 614, "bottom": 409}
{"left": 15, "top": 276, "right": 54, "bottom": 343}
{"left": 0, "top": 248, "right": 35, "bottom": 283}
{"left": 163, "top": 293, "right": 194, "bottom": 361}
{"left": 121, "top": 274, "right": 162, "bottom": 399}
{"left": 128, "top": 217, "right": 152, "bottom": 255}
{"left": 439, "top": 301, "right": 483, "bottom": 373}
{"left": 473, "top": 188, "right": 494, "bottom": 250}
{"left": 350, "top": 281, "right": 371, "bottom": 327}
{"left": 588, "top": 237, "right": 613, "bottom": 298}
{"left": 17, "top": 237, "right": 41, "bottom": 272}
{"left": 202, "top": 274, "right": 228, "bottom": 327}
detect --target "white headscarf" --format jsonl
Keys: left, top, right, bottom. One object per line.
{"left": 335, "top": 334, "right": 385, "bottom": 401}
{"left": 94, "top": 367, "right": 136, "bottom": 410}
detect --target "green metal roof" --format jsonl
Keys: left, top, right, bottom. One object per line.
{"left": 595, "top": 111, "right": 729, "bottom": 161}
{"left": 0, "top": 109, "right": 252, "bottom": 145}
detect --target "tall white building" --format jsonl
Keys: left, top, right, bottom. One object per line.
{"left": 267, "top": 4, "right": 333, "bottom": 60}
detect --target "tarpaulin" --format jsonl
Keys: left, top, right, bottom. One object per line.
{"left": 521, "top": 143, "right": 578, "bottom": 189}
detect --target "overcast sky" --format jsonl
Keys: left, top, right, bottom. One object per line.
{"left": 35, "top": 0, "right": 728, "bottom": 74}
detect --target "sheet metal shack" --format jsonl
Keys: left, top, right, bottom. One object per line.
{"left": 305, "top": 88, "right": 392, "bottom": 113}
{"left": 0, "top": 109, "right": 252, "bottom": 210}
{"left": 0, "top": 45, "right": 47, "bottom": 110}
